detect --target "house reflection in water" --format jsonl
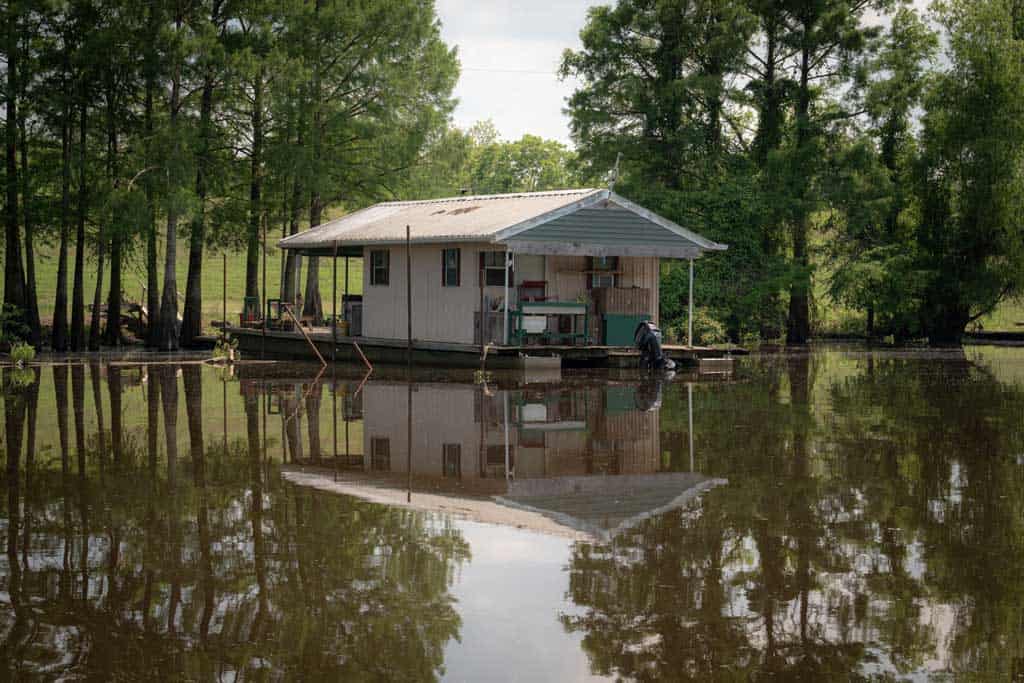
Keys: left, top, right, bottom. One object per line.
{"left": 259, "top": 375, "right": 724, "bottom": 541}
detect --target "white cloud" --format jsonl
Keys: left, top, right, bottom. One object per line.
{"left": 436, "top": 0, "right": 937, "bottom": 145}
{"left": 436, "top": 0, "right": 603, "bottom": 144}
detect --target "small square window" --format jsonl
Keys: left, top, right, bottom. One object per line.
{"left": 370, "top": 250, "right": 390, "bottom": 286}
{"left": 590, "top": 256, "right": 618, "bottom": 288}
{"left": 442, "top": 248, "right": 460, "bottom": 287}
{"left": 483, "top": 251, "right": 512, "bottom": 287}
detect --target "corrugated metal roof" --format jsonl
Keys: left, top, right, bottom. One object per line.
{"left": 279, "top": 188, "right": 602, "bottom": 249}
{"left": 278, "top": 187, "right": 728, "bottom": 255}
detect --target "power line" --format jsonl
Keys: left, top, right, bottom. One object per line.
{"left": 462, "top": 66, "right": 560, "bottom": 75}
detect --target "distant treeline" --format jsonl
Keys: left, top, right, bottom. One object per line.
{"left": 2, "top": 1, "right": 1021, "bottom": 351}
{"left": 0, "top": 0, "right": 463, "bottom": 351}
{"left": 561, "top": 0, "right": 1024, "bottom": 344}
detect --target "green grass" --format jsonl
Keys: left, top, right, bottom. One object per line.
{"left": 976, "top": 299, "right": 1024, "bottom": 332}
{"left": 11, "top": 240, "right": 363, "bottom": 336}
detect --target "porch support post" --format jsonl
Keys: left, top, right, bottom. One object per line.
{"left": 406, "top": 225, "right": 412, "bottom": 367}
{"left": 687, "top": 257, "right": 694, "bottom": 347}
{"left": 332, "top": 241, "right": 338, "bottom": 362}
{"left": 344, "top": 255, "right": 349, "bottom": 322}
{"left": 503, "top": 248, "right": 511, "bottom": 345}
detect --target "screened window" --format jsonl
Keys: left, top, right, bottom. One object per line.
{"left": 442, "top": 248, "right": 461, "bottom": 287}
{"left": 370, "top": 250, "right": 389, "bottom": 286}
{"left": 590, "top": 256, "right": 619, "bottom": 288}
{"left": 483, "top": 251, "right": 512, "bottom": 287}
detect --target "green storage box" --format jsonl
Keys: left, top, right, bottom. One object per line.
{"left": 603, "top": 313, "right": 650, "bottom": 346}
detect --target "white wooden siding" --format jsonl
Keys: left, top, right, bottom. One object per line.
{"left": 361, "top": 245, "right": 662, "bottom": 343}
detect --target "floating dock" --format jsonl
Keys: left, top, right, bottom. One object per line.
{"left": 226, "top": 325, "right": 744, "bottom": 369}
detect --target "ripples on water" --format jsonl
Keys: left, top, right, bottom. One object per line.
{"left": 0, "top": 347, "right": 1022, "bottom": 680}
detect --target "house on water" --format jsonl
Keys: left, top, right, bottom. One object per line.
{"left": 232, "top": 188, "right": 728, "bottom": 367}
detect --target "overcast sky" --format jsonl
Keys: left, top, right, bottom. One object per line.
{"left": 435, "top": 0, "right": 934, "bottom": 146}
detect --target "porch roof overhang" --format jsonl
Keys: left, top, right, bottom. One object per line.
{"left": 278, "top": 188, "right": 728, "bottom": 259}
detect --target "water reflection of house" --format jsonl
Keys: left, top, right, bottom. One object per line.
{"left": 279, "top": 377, "right": 724, "bottom": 541}
{"left": 357, "top": 382, "right": 660, "bottom": 485}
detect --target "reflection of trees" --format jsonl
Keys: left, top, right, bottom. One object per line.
{"left": 565, "top": 352, "right": 1024, "bottom": 680}
{"left": 0, "top": 364, "right": 470, "bottom": 681}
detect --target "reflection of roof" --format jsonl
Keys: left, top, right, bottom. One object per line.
{"left": 496, "top": 473, "right": 727, "bottom": 542}
{"left": 282, "top": 467, "right": 725, "bottom": 542}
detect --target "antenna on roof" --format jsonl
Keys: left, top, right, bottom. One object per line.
{"left": 607, "top": 152, "right": 621, "bottom": 194}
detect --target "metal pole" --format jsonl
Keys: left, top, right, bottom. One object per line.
{"left": 687, "top": 257, "right": 694, "bottom": 348}
{"left": 261, "top": 215, "right": 267, "bottom": 360}
{"left": 332, "top": 241, "right": 338, "bottom": 363}
{"left": 407, "top": 381, "right": 412, "bottom": 503}
{"left": 333, "top": 378, "right": 338, "bottom": 482}
{"left": 344, "top": 256, "right": 349, "bottom": 323}
{"left": 222, "top": 252, "right": 227, "bottom": 335}
{"left": 503, "top": 248, "right": 510, "bottom": 346}
{"left": 406, "top": 225, "right": 412, "bottom": 368}
{"left": 688, "top": 382, "right": 694, "bottom": 472}
{"left": 503, "top": 390, "right": 511, "bottom": 482}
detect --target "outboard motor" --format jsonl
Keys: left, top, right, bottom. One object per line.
{"left": 634, "top": 320, "right": 676, "bottom": 371}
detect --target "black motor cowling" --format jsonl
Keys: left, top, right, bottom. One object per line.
{"left": 634, "top": 320, "right": 676, "bottom": 371}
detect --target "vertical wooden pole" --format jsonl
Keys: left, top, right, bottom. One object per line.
{"left": 344, "top": 255, "right": 349, "bottom": 323}
{"left": 222, "top": 252, "right": 227, "bottom": 335}
{"left": 333, "top": 378, "right": 338, "bottom": 482}
{"left": 503, "top": 248, "right": 510, "bottom": 346}
{"left": 687, "top": 257, "right": 694, "bottom": 348}
{"left": 261, "top": 215, "right": 267, "bottom": 359}
{"left": 479, "top": 255, "right": 486, "bottom": 360}
{"left": 332, "top": 241, "right": 337, "bottom": 363}
{"left": 406, "top": 225, "right": 413, "bottom": 501}
{"left": 406, "top": 225, "right": 412, "bottom": 368}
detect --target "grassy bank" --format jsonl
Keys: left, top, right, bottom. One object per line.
{"left": 7, "top": 241, "right": 363, "bottom": 336}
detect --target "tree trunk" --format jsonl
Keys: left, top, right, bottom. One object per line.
{"left": 4, "top": 4, "right": 27, "bottom": 326}
{"left": 182, "top": 66, "right": 215, "bottom": 346}
{"left": 53, "top": 102, "right": 72, "bottom": 351}
{"left": 786, "top": 31, "right": 813, "bottom": 345}
{"left": 20, "top": 104, "right": 40, "bottom": 347}
{"left": 106, "top": 236, "right": 122, "bottom": 345}
{"left": 144, "top": 5, "right": 159, "bottom": 347}
{"left": 244, "top": 71, "right": 264, "bottom": 319}
{"left": 70, "top": 102, "right": 87, "bottom": 351}
{"left": 158, "top": 15, "right": 184, "bottom": 352}
{"left": 302, "top": 196, "right": 323, "bottom": 322}
{"left": 104, "top": 74, "right": 122, "bottom": 347}
{"left": 88, "top": 240, "right": 104, "bottom": 350}
{"left": 283, "top": 121, "right": 304, "bottom": 305}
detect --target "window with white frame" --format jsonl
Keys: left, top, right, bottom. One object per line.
{"left": 590, "top": 256, "right": 619, "bottom": 288}
{"left": 370, "top": 250, "right": 390, "bottom": 286}
{"left": 442, "top": 248, "right": 461, "bottom": 287}
{"left": 483, "top": 251, "right": 512, "bottom": 287}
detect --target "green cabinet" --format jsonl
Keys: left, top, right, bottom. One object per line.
{"left": 603, "top": 313, "right": 650, "bottom": 346}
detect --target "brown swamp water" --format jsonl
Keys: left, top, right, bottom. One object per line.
{"left": 1, "top": 346, "right": 1023, "bottom": 681}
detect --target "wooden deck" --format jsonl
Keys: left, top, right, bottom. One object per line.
{"left": 226, "top": 325, "right": 744, "bottom": 369}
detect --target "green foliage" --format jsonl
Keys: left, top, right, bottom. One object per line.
{"left": 213, "top": 334, "right": 239, "bottom": 361}
{"left": 10, "top": 342, "right": 35, "bottom": 366}
{"left": 911, "top": 0, "right": 1024, "bottom": 342}
{"left": 397, "top": 120, "right": 591, "bottom": 199}
{"left": 0, "top": 304, "right": 29, "bottom": 345}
